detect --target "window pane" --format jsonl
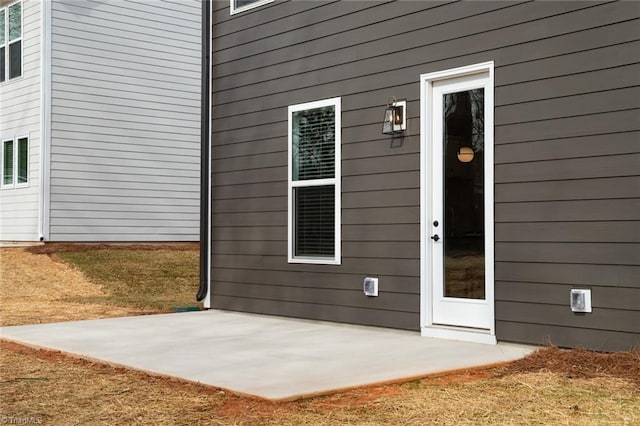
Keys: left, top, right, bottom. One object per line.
{"left": 292, "top": 105, "right": 335, "bottom": 181}
{"left": 295, "top": 185, "right": 335, "bottom": 257}
{"left": 0, "top": 9, "right": 5, "bottom": 45}
{"left": 8, "top": 2, "right": 21, "bottom": 41}
{"left": 17, "top": 137, "right": 27, "bottom": 184}
{"left": 443, "top": 89, "right": 485, "bottom": 299}
{"left": 9, "top": 40, "right": 20, "bottom": 79}
{"left": 3, "top": 140, "right": 13, "bottom": 185}
{"left": 235, "top": 0, "right": 259, "bottom": 7}
{"left": 0, "top": 46, "right": 5, "bottom": 82}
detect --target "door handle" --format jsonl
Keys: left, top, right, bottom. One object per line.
{"left": 430, "top": 234, "right": 440, "bottom": 242}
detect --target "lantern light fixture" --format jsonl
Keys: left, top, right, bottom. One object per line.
{"left": 382, "top": 97, "right": 406, "bottom": 135}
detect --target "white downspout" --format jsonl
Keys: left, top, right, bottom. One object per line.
{"left": 204, "top": 0, "right": 213, "bottom": 308}
{"left": 38, "top": 0, "right": 51, "bottom": 241}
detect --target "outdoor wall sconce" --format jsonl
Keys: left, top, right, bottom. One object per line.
{"left": 457, "top": 146, "right": 474, "bottom": 163}
{"left": 382, "top": 97, "right": 406, "bottom": 135}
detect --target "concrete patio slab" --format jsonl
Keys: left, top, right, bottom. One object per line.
{"left": 1, "top": 310, "right": 535, "bottom": 401}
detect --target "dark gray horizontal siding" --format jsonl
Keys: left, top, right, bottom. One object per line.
{"left": 496, "top": 177, "right": 640, "bottom": 203}
{"left": 212, "top": 295, "right": 419, "bottom": 331}
{"left": 213, "top": 268, "right": 418, "bottom": 294}
{"left": 213, "top": 282, "right": 418, "bottom": 312}
{"left": 497, "top": 301, "right": 638, "bottom": 334}
{"left": 496, "top": 262, "right": 640, "bottom": 288}
{"left": 495, "top": 63, "right": 640, "bottom": 106}
{"left": 495, "top": 132, "right": 639, "bottom": 164}
{"left": 496, "top": 199, "right": 640, "bottom": 222}
{"left": 211, "top": 0, "right": 640, "bottom": 347}
{"left": 495, "top": 109, "right": 640, "bottom": 145}
{"left": 213, "top": 137, "right": 283, "bottom": 159}
{"left": 496, "top": 322, "right": 638, "bottom": 352}
{"left": 496, "top": 222, "right": 640, "bottom": 243}
{"left": 496, "top": 243, "right": 640, "bottom": 266}
{"left": 213, "top": 255, "right": 420, "bottom": 277}
{"left": 495, "top": 153, "right": 640, "bottom": 183}
{"left": 496, "top": 282, "right": 640, "bottom": 311}
{"left": 212, "top": 2, "right": 632, "bottom": 104}
{"left": 495, "top": 86, "right": 640, "bottom": 126}
{"left": 214, "top": 1, "right": 584, "bottom": 73}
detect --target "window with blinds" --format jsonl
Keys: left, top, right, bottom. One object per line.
{"left": 288, "top": 98, "right": 341, "bottom": 264}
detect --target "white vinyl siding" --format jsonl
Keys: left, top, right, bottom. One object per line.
{"left": 48, "top": 0, "right": 201, "bottom": 241}
{"left": 0, "top": 0, "right": 39, "bottom": 242}
{"left": 288, "top": 97, "right": 341, "bottom": 265}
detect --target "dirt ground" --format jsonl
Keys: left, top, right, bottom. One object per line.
{"left": 1, "top": 246, "right": 639, "bottom": 425}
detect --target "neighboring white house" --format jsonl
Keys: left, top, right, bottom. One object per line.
{"left": 0, "top": 0, "right": 201, "bottom": 242}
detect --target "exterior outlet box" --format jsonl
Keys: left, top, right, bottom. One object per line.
{"left": 364, "top": 277, "right": 379, "bottom": 297}
{"left": 570, "top": 289, "right": 592, "bottom": 313}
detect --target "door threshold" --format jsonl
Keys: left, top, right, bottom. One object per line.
{"left": 421, "top": 325, "right": 496, "bottom": 345}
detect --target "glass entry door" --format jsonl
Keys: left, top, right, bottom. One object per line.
{"left": 429, "top": 71, "right": 493, "bottom": 330}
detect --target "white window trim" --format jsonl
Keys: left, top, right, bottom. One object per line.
{"left": 1, "top": 0, "right": 23, "bottom": 83}
{"left": 15, "top": 134, "right": 29, "bottom": 188}
{"left": 1, "top": 134, "right": 29, "bottom": 189}
{"left": 230, "top": 0, "right": 274, "bottom": 15}
{"left": 288, "top": 97, "right": 341, "bottom": 265}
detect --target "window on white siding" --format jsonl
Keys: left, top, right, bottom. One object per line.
{"left": 230, "top": 0, "right": 273, "bottom": 15}
{"left": 2, "top": 139, "right": 13, "bottom": 186}
{"left": 0, "top": 0, "right": 22, "bottom": 82}
{"left": 1, "top": 136, "right": 28, "bottom": 188}
{"left": 288, "top": 98, "right": 341, "bottom": 265}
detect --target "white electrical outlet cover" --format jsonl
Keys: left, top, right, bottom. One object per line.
{"left": 364, "top": 277, "right": 378, "bottom": 297}
{"left": 570, "top": 289, "right": 592, "bottom": 313}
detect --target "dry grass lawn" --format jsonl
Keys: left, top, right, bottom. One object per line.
{"left": 0, "top": 248, "right": 146, "bottom": 326}
{"left": 1, "top": 245, "right": 639, "bottom": 425}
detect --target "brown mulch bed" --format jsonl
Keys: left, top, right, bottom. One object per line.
{"left": 496, "top": 345, "right": 640, "bottom": 386}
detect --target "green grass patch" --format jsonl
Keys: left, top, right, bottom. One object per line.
{"left": 57, "top": 248, "right": 200, "bottom": 312}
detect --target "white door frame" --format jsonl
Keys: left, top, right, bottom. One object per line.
{"left": 419, "top": 62, "right": 496, "bottom": 344}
